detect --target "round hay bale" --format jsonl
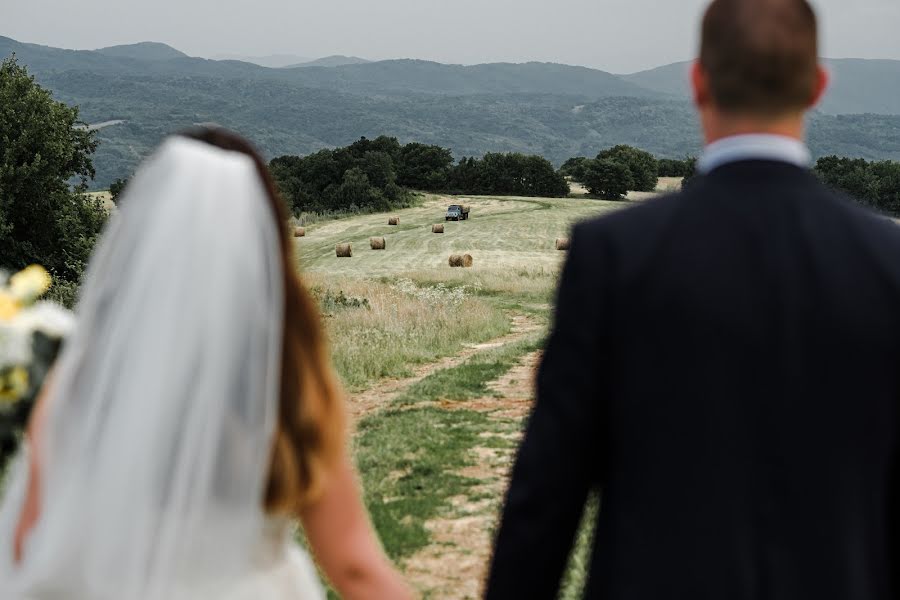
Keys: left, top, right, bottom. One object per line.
{"left": 432, "top": 224, "right": 445, "bottom": 234}
{"left": 293, "top": 227, "right": 306, "bottom": 238}
{"left": 556, "top": 238, "right": 570, "bottom": 251}
{"left": 370, "top": 237, "right": 386, "bottom": 250}
{"left": 460, "top": 204, "right": 471, "bottom": 213}
{"left": 449, "top": 254, "right": 473, "bottom": 268}
{"left": 388, "top": 217, "right": 400, "bottom": 226}
{"left": 335, "top": 243, "right": 352, "bottom": 258}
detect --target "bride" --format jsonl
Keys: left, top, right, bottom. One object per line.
{"left": 0, "top": 129, "right": 412, "bottom": 599}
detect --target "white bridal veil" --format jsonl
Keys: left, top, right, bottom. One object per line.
{"left": 0, "top": 137, "right": 287, "bottom": 598}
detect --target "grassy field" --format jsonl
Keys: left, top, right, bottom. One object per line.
{"left": 296, "top": 194, "right": 624, "bottom": 276}
{"left": 295, "top": 191, "right": 644, "bottom": 598}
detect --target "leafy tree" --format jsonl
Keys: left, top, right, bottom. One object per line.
{"left": 0, "top": 56, "right": 106, "bottom": 292}
{"left": 335, "top": 167, "right": 380, "bottom": 210}
{"left": 447, "top": 157, "right": 480, "bottom": 194}
{"left": 560, "top": 157, "right": 590, "bottom": 182}
{"left": 583, "top": 158, "right": 633, "bottom": 200}
{"left": 521, "top": 155, "right": 570, "bottom": 197}
{"left": 397, "top": 142, "right": 453, "bottom": 190}
{"left": 597, "top": 145, "right": 658, "bottom": 192}
{"left": 347, "top": 136, "right": 402, "bottom": 164}
{"left": 447, "top": 152, "right": 568, "bottom": 197}
{"left": 358, "top": 151, "right": 396, "bottom": 189}
{"left": 109, "top": 177, "right": 129, "bottom": 203}
{"left": 868, "top": 160, "right": 900, "bottom": 215}
{"left": 815, "top": 155, "right": 900, "bottom": 215}
{"left": 270, "top": 142, "right": 414, "bottom": 215}
{"left": 657, "top": 156, "right": 697, "bottom": 178}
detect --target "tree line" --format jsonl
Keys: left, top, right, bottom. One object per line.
{"left": 269, "top": 137, "right": 569, "bottom": 216}
{"left": 814, "top": 156, "right": 900, "bottom": 216}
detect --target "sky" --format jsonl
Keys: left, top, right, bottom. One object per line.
{"left": 2, "top": 0, "right": 899, "bottom": 73}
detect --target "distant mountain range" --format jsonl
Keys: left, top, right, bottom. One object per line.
{"left": 211, "top": 53, "right": 312, "bottom": 68}
{"left": 624, "top": 58, "right": 900, "bottom": 116}
{"left": 96, "top": 41, "right": 188, "bottom": 61}
{"left": 2, "top": 35, "right": 899, "bottom": 189}
{"left": 286, "top": 55, "right": 371, "bottom": 68}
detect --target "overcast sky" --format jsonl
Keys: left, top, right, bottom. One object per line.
{"left": 3, "top": 0, "right": 899, "bottom": 73}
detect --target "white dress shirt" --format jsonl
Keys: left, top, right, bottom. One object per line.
{"left": 696, "top": 134, "right": 812, "bottom": 175}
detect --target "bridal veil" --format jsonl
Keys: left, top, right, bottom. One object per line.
{"left": 0, "top": 136, "right": 288, "bottom": 598}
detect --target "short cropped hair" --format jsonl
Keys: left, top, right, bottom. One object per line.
{"left": 700, "top": 0, "right": 819, "bottom": 117}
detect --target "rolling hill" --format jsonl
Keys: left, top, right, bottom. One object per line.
{"left": 2, "top": 35, "right": 900, "bottom": 189}
{"left": 286, "top": 55, "right": 371, "bottom": 68}
{"left": 210, "top": 53, "right": 312, "bottom": 68}
{"left": 0, "top": 36, "right": 660, "bottom": 98}
{"left": 95, "top": 42, "right": 187, "bottom": 61}
{"left": 624, "top": 58, "right": 900, "bottom": 115}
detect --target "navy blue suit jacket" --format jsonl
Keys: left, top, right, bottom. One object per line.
{"left": 487, "top": 161, "right": 900, "bottom": 599}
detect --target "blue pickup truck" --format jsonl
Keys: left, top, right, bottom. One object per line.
{"left": 445, "top": 204, "right": 470, "bottom": 221}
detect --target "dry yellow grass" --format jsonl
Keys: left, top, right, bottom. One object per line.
{"left": 301, "top": 275, "right": 511, "bottom": 390}
{"left": 87, "top": 191, "right": 116, "bottom": 212}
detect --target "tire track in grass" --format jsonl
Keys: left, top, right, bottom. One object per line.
{"left": 347, "top": 312, "right": 541, "bottom": 422}
{"left": 402, "top": 350, "right": 541, "bottom": 600}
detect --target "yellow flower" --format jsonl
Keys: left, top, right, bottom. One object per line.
{"left": 9, "top": 265, "right": 52, "bottom": 304}
{"left": 0, "top": 290, "right": 21, "bottom": 321}
{"left": 0, "top": 366, "right": 29, "bottom": 404}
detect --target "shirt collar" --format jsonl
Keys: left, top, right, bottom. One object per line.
{"left": 697, "top": 134, "right": 812, "bottom": 175}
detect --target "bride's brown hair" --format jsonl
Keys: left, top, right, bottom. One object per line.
{"left": 181, "top": 127, "right": 346, "bottom": 513}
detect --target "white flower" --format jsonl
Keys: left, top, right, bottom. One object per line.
{"left": 0, "top": 302, "right": 74, "bottom": 369}
{"left": 0, "top": 321, "right": 33, "bottom": 369}
{"left": 15, "top": 302, "right": 76, "bottom": 339}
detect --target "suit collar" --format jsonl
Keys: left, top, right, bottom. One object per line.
{"left": 697, "top": 134, "right": 812, "bottom": 175}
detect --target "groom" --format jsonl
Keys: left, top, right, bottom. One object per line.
{"left": 487, "top": 0, "right": 900, "bottom": 598}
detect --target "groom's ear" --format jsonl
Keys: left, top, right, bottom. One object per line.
{"left": 691, "top": 61, "right": 712, "bottom": 110}
{"left": 807, "top": 63, "right": 830, "bottom": 110}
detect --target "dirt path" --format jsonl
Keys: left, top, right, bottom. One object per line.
{"left": 346, "top": 309, "right": 545, "bottom": 598}
{"left": 346, "top": 313, "right": 541, "bottom": 421}
{"left": 404, "top": 350, "right": 543, "bottom": 599}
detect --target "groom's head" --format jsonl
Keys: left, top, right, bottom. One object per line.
{"left": 692, "top": 0, "right": 829, "bottom": 142}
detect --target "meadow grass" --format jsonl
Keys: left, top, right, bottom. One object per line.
{"left": 559, "top": 494, "right": 600, "bottom": 599}
{"left": 354, "top": 406, "right": 498, "bottom": 560}
{"left": 303, "top": 275, "right": 511, "bottom": 390}
{"left": 352, "top": 335, "right": 539, "bottom": 563}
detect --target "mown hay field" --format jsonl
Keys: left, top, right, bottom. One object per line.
{"left": 295, "top": 194, "right": 625, "bottom": 277}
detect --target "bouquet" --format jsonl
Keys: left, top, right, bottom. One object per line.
{"left": 0, "top": 265, "right": 75, "bottom": 470}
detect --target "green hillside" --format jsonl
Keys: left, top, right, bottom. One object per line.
{"left": 624, "top": 58, "right": 900, "bottom": 115}
{"left": 95, "top": 42, "right": 187, "bottom": 61}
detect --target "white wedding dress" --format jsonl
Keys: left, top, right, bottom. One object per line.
{"left": 0, "top": 137, "right": 326, "bottom": 599}
{"left": 0, "top": 451, "right": 325, "bottom": 599}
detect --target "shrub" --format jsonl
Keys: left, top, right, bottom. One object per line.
{"left": 560, "top": 157, "right": 590, "bottom": 182}
{"left": 597, "top": 145, "right": 659, "bottom": 192}
{"left": 815, "top": 155, "right": 900, "bottom": 215}
{"left": 583, "top": 159, "right": 633, "bottom": 200}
